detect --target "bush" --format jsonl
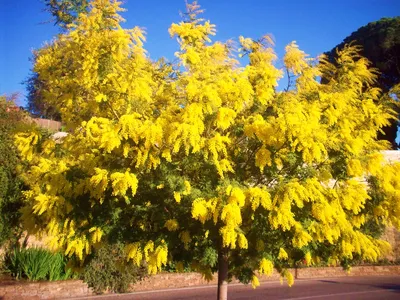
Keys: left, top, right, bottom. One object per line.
{"left": 2, "top": 246, "right": 74, "bottom": 281}
{"left": 83, "top": 243, "right": 147, "bottom": 294}
{"left": 0, "top": 95, "right": 26, "bottom": 246}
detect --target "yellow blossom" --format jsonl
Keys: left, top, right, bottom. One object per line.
{"left": 165, "top": 219, "right": 179, "bottom": 231}
{"left": 278, "top": 248, "right": 288, "bottom": 260}
{"left": 251, "top": 275, "right": 260, "bottom": 289}
{"left": 174, "top": 192, "right": 182, "bottom": 203}
{"left": 259, "top": 258, "right": 274, "bottom": 276}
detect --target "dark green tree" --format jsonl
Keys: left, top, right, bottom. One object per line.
{"left": 44, "top": 0, "right": 89, "bottom": 29}
{"left": 25, "top": 64, "right": 61, "bottom": 120}
{"left": 325, "top": 17, "right": 400, "bottom": 149}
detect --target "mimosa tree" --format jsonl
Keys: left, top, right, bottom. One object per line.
{"left": 15, "top": 1, "right": 400, "bottom": 299}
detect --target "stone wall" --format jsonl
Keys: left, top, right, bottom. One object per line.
{"left": 296, "top": 265, "right": 400, "bottom": 278}
{"left": 381, "top": 226, "right": 400, "bottom": 261}
{"left": 130, "top": 266, "right": 400, "bottom": 292}
{"left": 0, "top": 279, "right": 93, "bottom": 300}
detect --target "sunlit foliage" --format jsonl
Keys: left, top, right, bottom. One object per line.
{"left": 16, "top": 0, "right": 400, "bottom": 287}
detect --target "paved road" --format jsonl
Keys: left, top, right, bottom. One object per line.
{"left": 73, "top": 276, "right": 400, "bottom": 300}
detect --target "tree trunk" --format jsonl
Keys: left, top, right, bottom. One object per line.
{"left": 217, "top": 247, "right": 229, "bottom": 300}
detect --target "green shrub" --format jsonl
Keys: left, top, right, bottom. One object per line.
{"left": 83, "top": 243, "right": 147, "bottom": 294}
{"left": 3, "top": 246, "right": 74, "bottom": 281}
{"left": 0, "top": 95, "right": 26, "bottom": 246}
{"left": 48, "top": 252, "right": 73, "bottom": 281}
{"left": 0, "top": 95, "right": 53, "bottom": 247}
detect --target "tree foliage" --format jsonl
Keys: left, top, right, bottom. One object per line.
{"left": 44, "top": 0, "right": 89, "bottom": 29}
{"left": 0, "top": 95, "right": 32, "bottom": 245}
{"left": 15, "top": 0, "right": 400, "bottom": 294}
{"left": 325, "top": 17, "right": 400, "bottom": 149}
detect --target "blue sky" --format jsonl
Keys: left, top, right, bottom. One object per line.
{"left": 1, "top": 0, "right": 400, "bottom": 106}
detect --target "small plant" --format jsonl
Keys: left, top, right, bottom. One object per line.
{"left": 48, "top": 252, "right": 74, "bottom": 281}
{"left": 4, "top": 247, "right": 24, "bottom": 280}
{"left": 83, "top": 243, "right": 147, "bottom": 294}
{"left": 2, "top": 246, "right": 74, "bottom": 281}
{"left": 21, "top": 248, "right": 52, "bottom": 280}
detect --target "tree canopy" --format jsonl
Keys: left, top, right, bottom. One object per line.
{"left": 325, "top": 17, "right": 400, "bottom": 149}
{"left": 15, "top": 1, "right": 400, "bottom": 299}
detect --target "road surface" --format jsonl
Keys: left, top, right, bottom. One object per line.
{"left": 72, "top": 275, "right": 400, "bottom": 300}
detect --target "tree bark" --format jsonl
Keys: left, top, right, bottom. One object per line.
{"left": 217, "top": 247, "right": 229, "bottom": 300}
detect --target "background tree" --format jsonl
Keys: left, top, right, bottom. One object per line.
{"left": 325, "top": 17, "right": 400, "bottom": 149}
{"left": 25, "top": 67, "right": 61, "bottom": 120}
{"left": 44, "top": 0, "right": 89, "bottom": 29}
{"left": 15, "top": 1, "right": 400, "bottom": 299}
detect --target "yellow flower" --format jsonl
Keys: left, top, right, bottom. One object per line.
{"left": 126, "top": 243, "right": 143, "bottom": 266}
{"left": 228, "top": 187, "right": 246, "bottom": 207}
{"left": 251, "top": 275, "right": 260, "bottom": 289}
{"left": 284, "top": 41, "right": 309, "bottom": 75}
{"left": 284, "top": 270, "right": 294, "bottom": 287}
{"left": 110, "top": 170, "right": 138, "bottom": 197}
{"left": 259, "top": 258, "right": 274, "bottom": 276}
{"left": 182, "top": 180, "right": 191, "bottom": 195}
{"left": 179, "top": 231, "right": 192, "bottom": 250}
{"left": 237, "top": 233, "right": 248, "bottom": 249}
{"left": 278, "top": 248, "right": 288, "bottom": 260}
{"left": 304, "top": 252, "right": 312, "bottom": 266}
{"left": 165, "top": 219, "right": 179, "bottom": 231}
{"left": 174, "top": 192, "right": 181, "bottom": 203}
{"left": 192, "top": 198, "right": 209, "bottom": 224}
